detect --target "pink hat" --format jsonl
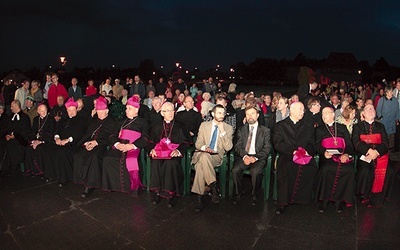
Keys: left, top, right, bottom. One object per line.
{"left": 95, "top": 96, "right": 108, "bottom": 110}
{"left": 65, "top": 98, "right": 78, "bottom": 108}
{"left": 127, "top": 96, "right": 140, "bottom": 108}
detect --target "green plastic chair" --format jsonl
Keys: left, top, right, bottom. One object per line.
{"left": 185, "top": 150, "right": 231, "bottom": 198}
{"left": 228, "top": 154, "right": 272, "bottom": 201}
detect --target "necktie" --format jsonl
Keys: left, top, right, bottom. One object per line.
{"left": 209, "top": 125, "right": 218, "bottom": 150}
{"left": 245, "top": 125, "right": 254, "bottom": 152}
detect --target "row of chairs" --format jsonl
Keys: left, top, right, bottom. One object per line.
{"left": 142, "top": 148, "right": 274, "bottom": 201}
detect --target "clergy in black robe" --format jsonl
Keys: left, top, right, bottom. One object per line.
{"left": 352, "top": 104, "right": 394, "bottom": 207}
{"left": 0, "top": 103, "right": 10, "bottom": 172}
{"left": 148, "top": 97, "right": 163, "bottom": 128}
{"left": 43, "top": 98, "right": 86, "bottom": 186}
{"left": 3, "top": 100, "right": 31, "bottom": 175}
{"left": 102, "top": 96, "right": 148, "bottom": 196}
{"left": 25, "top": 104, "right": 55, "bottom": 176}
{"left": 147, "top": 102, "right": 191, "bottom": 208}
{"left": 315, "top": 107, "right": 355, "bottom": 213}
{"left": 74, "top": 97, "right": 116, "bottom": 198}
{"left": 303, "top": 98, "right": 323, "bottom": 129}
{"left": 175, "top": 96, "right": 203, "bottom": 138}
{"left": 272, "top": 102, "right": 318, "bottom": 214}
{"left": 49, "top": 96, "right": 68, "bottom": 131}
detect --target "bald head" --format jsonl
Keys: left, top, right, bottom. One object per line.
{"left": 289, "top": 101, "right": 305, "bottom": 122}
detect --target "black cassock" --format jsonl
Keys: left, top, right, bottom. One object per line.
{"left": 273, "top": 117, "right": 318, "bottom": 206}
{"left": 25, "top": 114, "right": 56, "bottom": 176}
{"left": 146, "top": 119, "right": 191, "bottom": 198}
{"left": 43, "top": 115, "right": 86, "bottom": 183}
{"left": 4, "top": 111, "right": 31, "bottom": 171}
{"left": 102, "top": 117, "right": 148, "bottom": 194}
{"left": 315, "top": 123, "right": 355, "bottom": 205}
{"left": 175, "top": 109, "right": 203, "bottom": 137}
{"left": 352, "top": 121, "right": 394, "bottom": 206}
{"left": 73, "top": 115, "right": 116, "bottom": 188}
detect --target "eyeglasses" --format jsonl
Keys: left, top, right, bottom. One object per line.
{"left": 161, "top": 110, "right": 174, "bottom": 113}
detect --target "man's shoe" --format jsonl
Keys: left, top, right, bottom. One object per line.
{"left": 233, "top": 192, "right": 246, "bottom": 205}
{"left": 152, "top": 193, "right": 160, "bottom": 205}
{"left": 275, "top": 206, "right": 285, "bottom": 215}
{"left": 336, "top": 201, "right": 344, "bottom": 213}
{"left": 195, "top": 195, "right": 204, "bottom": 212}
{"left": 209, "top": 182, "right": 220, "bottom": 204}
{"left": 81, "top": 187, "right": 94, "bottom": 198}
{"left": 251, "top": 195, "right": 257, "bottom": 206}
{"left": 167, "top": 197, "right": 174, "bottom": 208}
{"left": 58, "top": 182, "right": 66, "bottom": 188}
{"left": 318, "top": 201, "right": 328, "bottom": 213}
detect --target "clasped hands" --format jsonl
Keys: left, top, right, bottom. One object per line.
{"left": 55, "top": 138, "right": 70, "bottom": 146}
{"left": 115, "top": 143, "right": 136, "bottom": 153}
{"left": 149, "top": 149, "right": 181, "bottom": 158}
{"left": 243, "top": 155, "right": 257, "bottom": 166}
{"left": 84, "top": 140, "right": 99, "bottom": 151}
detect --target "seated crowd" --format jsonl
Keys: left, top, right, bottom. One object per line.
{"left": 1, "top": 75, "right": 400, "bottom": 215}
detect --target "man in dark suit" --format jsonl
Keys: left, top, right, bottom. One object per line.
{"left": 232, "top": 106, "right": 271, "bottom": 205}
{"left": 297, "top": 81, "right": 318, "bottom": 104}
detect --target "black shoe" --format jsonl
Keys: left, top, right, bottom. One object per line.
{"left": 318, "top": 201, "right": 328, "bottom": 213}
{"left": 152, "top": 193, "right": 160, "bottom": 205}
{"left": 233, "top": 192, "right": 246, "bottom": 205}
{"left": 58, "top": 182, "right": 66, "bottom": 188}
{"left": 336, "top": 201, "right": 344, "bottom": 213}
{"left": 81, "top": 188, "right": 94, "bottom": 198}
{"left": 251, "top": 195, "right": 257, "bottom": 206}
{"left": 275, "top": 206, "right": 285, "bottom": 215}
{"left": 129, "top": 189, "right": 141, "bottom": 197}
{"left": 209, "top": 182, "right": 220, "bottom": 204}
{"left": 195, "top": 195, "right": 204, "bottom": 212}
{"left": 46, "top": 178, "right": 55, "bottom": 183}
{"left": 167, "top": 197, "right": 174, "bottom": 208}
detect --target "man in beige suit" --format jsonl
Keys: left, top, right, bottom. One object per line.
{"left": 191, "top": 104, "right": 233, "bottom": 212}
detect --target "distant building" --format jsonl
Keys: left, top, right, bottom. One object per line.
{"left": 322, "top": 52, "right": 360, "bottom": 82}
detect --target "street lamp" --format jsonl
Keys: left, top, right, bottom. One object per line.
{"left": 175, "top": 62, "right": 180, "bottom": 68}
{"left": 60, "top": 56, "right": 67, "bottom": 67}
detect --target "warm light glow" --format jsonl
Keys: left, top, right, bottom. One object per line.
{"left": 152, "top": 71, "right": 156, "bottom": 75}
{"left": 358, "top": 70, "right": 362, "bottom": 75}
{"left": 175, "top": 62, "right": 180, "bottom": 68}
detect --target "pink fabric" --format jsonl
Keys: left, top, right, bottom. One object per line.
{"left": 127, "top": 96, "right": 140, "bottom": 108}
{"left": 119, "top": 129, "right": 141, "bottom": 171}
{"left": 293, "top": 147, "right": 312, "bottom": 165}
{"left": 154, "top": 138, "right": 179, "bottom": 158}
{"left": 95, "top": 96, "right": 108, "bottom": 110}
{"left": 65, "top": 97, "right": 78, "bottom": 108}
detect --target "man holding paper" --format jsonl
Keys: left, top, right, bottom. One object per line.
{"left": 191, "top": 104, "right": 233, "bottom": 212}
{"left": 352, "top": 104, "right": 395, "bottom": 207}
{"left": 315, "top": 107, "right": 355, "bottom": 213}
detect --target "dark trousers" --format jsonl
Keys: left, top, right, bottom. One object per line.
{"left": 232, "top": 159, "right": 265, "bottom": 196}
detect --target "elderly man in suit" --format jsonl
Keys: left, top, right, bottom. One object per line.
{"left": 232, "top": 106, "right": 271, "bottom": 205}
{"left": 191, "top": 104, "right": 234, "bottom": 212}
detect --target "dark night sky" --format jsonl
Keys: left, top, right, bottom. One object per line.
{"left": 1, "top": 0, "right": 400, "bottom": 73}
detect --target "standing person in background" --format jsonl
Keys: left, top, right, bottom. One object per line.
{"left": 130, "top": 75, "right": 145, "bottom": 100}
{"left": 68, "top": 77, "right": 83, "bottom": 100}
{"left": 155, "top": 77, "right": 166, "bottom": 96}
{"left": 30, "top": 80, "right": 43, "bottom": 106}
{"left": 14, "top": 80, "right": 30, "bottom": 110}
{"left": 42, "top": 73, "right": 52, "bottom": 106}
{"left": 85, "top": 79, "right": 97, "bottom": 97}
{"left": 47, "top": 74, "right": 68, "bottom": 109}
{"left": 376, "top": 86, "right": 399, "bottom": 150}
{"left": 146, "top": 79, "right": 156, "bottom": 95}
{"left": 112, "top": 79, "right": 124, "bottom": 100}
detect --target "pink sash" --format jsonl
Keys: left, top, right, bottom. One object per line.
{"left": 321, "top": 137, "right": 352, "bottom": 164}
{"left": 154, "top": 138, "right": 179, "bottom": 159}
{"left": 119, "top": 129, "right": 141, "bottom": 171}
{"left": 359, "top": 133, "right": 388, "bottom": 193}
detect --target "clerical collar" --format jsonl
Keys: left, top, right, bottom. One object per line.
{"left": 289, "top": 117, "right": 299, "bottom": 124}
{"left": 327, "top": 122, "right": 334, "bottom": 126}
{"left": 365, "top": 120, "right": 374, "bottom": 124}
{"left": 165, "top": 120, "right": 172, "bottom": 123}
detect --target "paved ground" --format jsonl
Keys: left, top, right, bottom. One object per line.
{"left": 1, "top": 171, "right": 399, "bottom": 250}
